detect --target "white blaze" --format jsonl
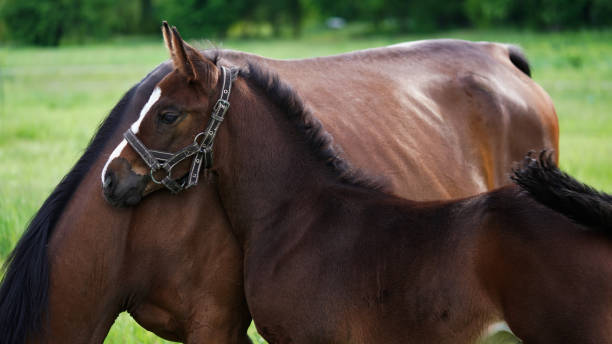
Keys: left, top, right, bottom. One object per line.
{"left": 101, "top": 87, "right": 162, "bottom": 184}
{"left": 130, "top": 86, "right": 162, "bottom": 134}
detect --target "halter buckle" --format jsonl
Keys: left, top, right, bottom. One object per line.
{"left": 213, "top": 99, "right": 230, "bottom": 116}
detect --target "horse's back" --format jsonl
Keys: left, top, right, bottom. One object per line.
{"left": 219, "top": 40, "right": 559, "bottom": 200}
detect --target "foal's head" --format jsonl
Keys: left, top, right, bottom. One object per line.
{"left": 102, "top": 23, "right": 226, "bottom": 206}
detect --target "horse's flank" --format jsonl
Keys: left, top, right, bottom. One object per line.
{"left": 216, "top": 39, "right": 558, "bottom": 199}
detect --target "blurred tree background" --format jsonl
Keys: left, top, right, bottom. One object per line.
{"left": 1, "top": 0, "right": 611, "bottom": 45}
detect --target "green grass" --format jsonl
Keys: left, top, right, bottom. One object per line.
{"left": 1, "top": 29, "right": 611, "bottom": 343}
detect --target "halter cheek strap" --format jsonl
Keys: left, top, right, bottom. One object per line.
{"left": 123, "top": 65, "right": 238, "bottom": 194}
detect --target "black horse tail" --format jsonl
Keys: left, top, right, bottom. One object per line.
{"left": 511, "top": 151, "right": 612, "bottom": 232}
{"left": 507, "top": 45, "right": 531, "bottom": 77}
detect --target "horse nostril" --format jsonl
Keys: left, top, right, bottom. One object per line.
{"left": 103, "top": 170, "right": 115, "bottom": 191}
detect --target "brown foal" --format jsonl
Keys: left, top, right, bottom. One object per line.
{"left": 103, "top": 27, "right": 609, "bottom": 344}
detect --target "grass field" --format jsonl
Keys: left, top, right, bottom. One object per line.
{"left": 1, "top": 29, "right": 611, "bottom": 343}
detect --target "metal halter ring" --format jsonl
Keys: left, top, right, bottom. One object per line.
{"left": 194, "top": 132, "right": 206, "bottom": 146}
{"left": 150, "top": 166, "right": 171, "bottom": 184}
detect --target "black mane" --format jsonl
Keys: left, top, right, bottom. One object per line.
{"left": 241, "top": 62, "right": 388, "bottom": 192}
{"left": 512, "top": 151, "right": 612, "bottom": 232}
{"left": 0, "top": 85, "right": 137, "bottom": 343}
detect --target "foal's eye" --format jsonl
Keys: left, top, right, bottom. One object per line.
{"left": 160, "top": 112, "right": 180, "bottom": 125}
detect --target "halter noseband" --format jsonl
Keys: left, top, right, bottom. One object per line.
{"left": 124, "top": 65, "right": 238, "bottom": 194}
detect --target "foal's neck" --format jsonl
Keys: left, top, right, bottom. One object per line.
{"left": 215, "top": 76, "right": 377, "bottom": 243}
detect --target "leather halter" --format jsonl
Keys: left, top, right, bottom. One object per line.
{"left": 124, "top": 65, "right": 238, "bottom": 194}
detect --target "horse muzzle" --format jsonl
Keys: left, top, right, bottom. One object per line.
{"left": 103, "top": 157, "right": 148, "bottom": 207}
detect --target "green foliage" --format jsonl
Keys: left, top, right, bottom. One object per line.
{"left": 0, "top": 0, "right": 64, "bottom": 45}
{"left": 465, "top": 0, "right": 612, "bottom": 30}
{"left": 249, "top": 0, "right": 307, "bottom": 37}
{"left": 0, "top": 0, "right": 143, "bottom": 45}
{"left": 2, "top": 0, "right": 612, "bottom": 46}
{"left": 312, "top": 0, "right": 467, "bottom": 32}
{"left": 154, "top": 0, "right": 248, "bottom": 39}
{"left": 591, "top": 0, "right": 612, "bottom": 26}
{"left": 464, "top": 0, "right": 513, "bottom": 28}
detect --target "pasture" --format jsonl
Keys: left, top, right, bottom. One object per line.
{"left": 1, "top": 29, "right": 611, "bottom": 343}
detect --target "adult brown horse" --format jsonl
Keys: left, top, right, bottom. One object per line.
{"left": 0, "top": 67, "right": 251, "bottom": 343}
{"left": 105, "top": 30, "right": 611, "bottom": 343}
{"left": 1, "top": 24, "right": 557, "bottom": 343}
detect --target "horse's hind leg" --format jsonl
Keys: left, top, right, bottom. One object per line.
{"left": 482, "top": 221, "right": 612, "bottom": 344}
{"left": 497, "top": 244, "right": 612, "bottom": 343}
{"left": 498, "top": 262, "right": 612, "bottom": 343}
{"left": 505, "top": 306, "right": 612, "bottom": 344}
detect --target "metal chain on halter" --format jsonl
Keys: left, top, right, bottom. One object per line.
{"left": 123, "top": 65, "right": 238, "bottom": 194}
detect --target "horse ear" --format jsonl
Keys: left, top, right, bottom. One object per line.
{"left": 169, "top": 26, "right": 196, "bottom": 81}
{"left": 161, "top": 21, "right": 173, "bottom": 56}
{"left": 169, "top": 26, "right": 216, "bottom": 85}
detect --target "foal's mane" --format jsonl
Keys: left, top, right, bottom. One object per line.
{"left": 239, "top": 61, "right": 387, "bottom": 191}
{"left": 0, "top": 82, "right": 138, "bottom": 342}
